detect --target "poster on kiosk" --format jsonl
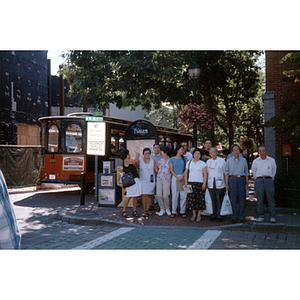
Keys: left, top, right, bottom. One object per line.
{"left": 124, "top": 120, "right": 158, "bottom": 157}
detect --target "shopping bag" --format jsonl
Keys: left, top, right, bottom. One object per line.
{"left": 183, "top": 184, "right": 193, "bottom": 193}
{"left": 202, "top": 189, "right": 213, "bottom": 216}
{"left": 220, "top": 191, "right": 233, "bottom": 216}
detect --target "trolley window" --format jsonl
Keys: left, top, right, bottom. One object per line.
{"left": 66, "top": 123, "right": 82, "bottom": 153}
{"left": 48, "top": 125, "right": 59, "bottom": 153}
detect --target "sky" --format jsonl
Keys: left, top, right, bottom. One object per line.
{"left": 47, "top": 50, "right": 66, "bottom": 75}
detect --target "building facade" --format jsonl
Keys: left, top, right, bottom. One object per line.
{"left": 0, "top": 51, "right": 48, "bottom": 145}
{"left": 263, "top": 51, "right": 300, "bottom": 175}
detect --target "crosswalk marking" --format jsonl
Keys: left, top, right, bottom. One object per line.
{"left": 188, "top": 230, "right": 222, "bottom": 249}
{"left": 72, "top": 227, "right": 134, "bottom": 250}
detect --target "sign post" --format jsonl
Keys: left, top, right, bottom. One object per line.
{"left": 282, "top": 143, "right": 292, "bottom": 176}
{"left": 86, "top": 119, "right": 106, "bottom": 202}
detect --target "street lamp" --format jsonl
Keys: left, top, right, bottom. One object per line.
{"left": 188, "top": 62, "right": 201, "bottom": 147}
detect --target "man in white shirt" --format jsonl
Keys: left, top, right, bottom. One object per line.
{"left": 181, "top": 141, "right": 193, "bottom": 161}
{"left": 251, "top": 145, "right": 277, "bottom": 223}
{"left": 207, "top": 147, "right": 226, "bottom": 222}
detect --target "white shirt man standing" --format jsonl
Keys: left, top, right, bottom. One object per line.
{"left": 181, "top": 141, "right": 193, "bottom": 161}
{"left": 207, "top": 147, "right": 226, "bottom": 222}
{"left": 251, "top": 145, "right": 277, "bottom": 223}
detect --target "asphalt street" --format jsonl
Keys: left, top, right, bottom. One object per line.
{"left": 9, "top": 189, "right": 300, "bottom": 250}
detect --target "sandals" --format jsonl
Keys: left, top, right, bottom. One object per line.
{"left": 181, "top": 213, "right": 187, "bottom": 218}
{"left": 170, "top": 214, "right": 176, "bottom": 218}
{"left": 132, "top": 211, "right": 139, "bottom": 217}
{"left": 121, "top": 211, "right": 129, "bottom": 218}
{"left": 190, "top": 215, "right": 196, "bottom": 222}
{"left": 142, "top": 211, "right": 148, "bottom": 217}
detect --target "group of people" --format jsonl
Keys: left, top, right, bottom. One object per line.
{"left": 120, "top": 139, "right": 277, "bottom": 224}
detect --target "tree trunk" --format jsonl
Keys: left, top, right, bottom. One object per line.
{"left": 224, "top": 99, "right": 234, "bottom": 147}
{"left": 202, "top": 81, "right": 215, "bottom": 145}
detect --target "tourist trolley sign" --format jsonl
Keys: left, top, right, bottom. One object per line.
{"left": 87, "top": 122, "right": 106, "bottom": 155}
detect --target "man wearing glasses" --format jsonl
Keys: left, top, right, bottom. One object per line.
{"left": 225, "top": 144, "right": 249, "bottom": 224}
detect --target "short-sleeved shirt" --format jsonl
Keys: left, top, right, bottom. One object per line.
{"left": 169, "top": 156, "right": 187, "bottom": 175}
{"left": 225, "top": 156, "right": 249, "bottom": 176}
{"left": 157, "top": 158, "right": 171, "bottom": 182}
{"left": 186, "top": 159, "right": 206, "bottom": 182}
{"left": 184, "top": 152, "right": 193, "bottom": 161}
{"left": 251, "top": 156, "right": 277, "bottom": 180}
{"left": 150, "top": 153, "right": 163, "bottom": 164}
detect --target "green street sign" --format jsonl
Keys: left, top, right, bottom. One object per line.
{"left": 93, "top": 110, "right": 103, "bottom": 117}
{"left": 85, "top": 116, "right": 103, "bottom": 122}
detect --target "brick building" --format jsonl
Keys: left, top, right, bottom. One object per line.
{"left": 263, "top": 51, "right": 300, "bottom": 175}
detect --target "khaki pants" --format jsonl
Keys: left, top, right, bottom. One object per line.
{"left": 156, "top": 180, "right": 171, "bottom": 210}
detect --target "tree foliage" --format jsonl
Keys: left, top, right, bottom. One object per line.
{"left": 60, "top": 50, "right": 263, "bottom": 146}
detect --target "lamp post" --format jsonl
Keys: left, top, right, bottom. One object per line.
{"left": 245, "top": 117, "right": 251, "bottom": 169}
{"left": 188, "top": 62, "right": 201, "bottom": 147}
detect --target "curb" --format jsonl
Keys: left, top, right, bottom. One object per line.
{"left": 57, "top": 209, "right": 300, "bottom": 233}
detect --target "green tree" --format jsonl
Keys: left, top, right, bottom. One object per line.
{"left": 212, "top": 51, "right": 263, "bottom": 146}
{"left": 265, "top": 51, "right": 300, "bottom": 145}
{"left": 60, "top": 50, "right": 263, "bottom": 146}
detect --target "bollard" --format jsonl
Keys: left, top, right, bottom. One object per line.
{"left": 80, "top": 173, "right": 86, "bottom": 205}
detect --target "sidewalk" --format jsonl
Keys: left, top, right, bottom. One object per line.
{"left": 9, "top": 181, "right": 300, "bottom": 233}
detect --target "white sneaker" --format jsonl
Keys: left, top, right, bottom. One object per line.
{"left": 166, "top": 209, "right": 171, "bottom": 216}
{"left": 256, "top": 217, "right": 265, "bottom": 222}
{"left": 158, "top": 209, "right": 166, "bottom": 216}
{"left": 270, "top": 217, "right": 276, "bottom": 223}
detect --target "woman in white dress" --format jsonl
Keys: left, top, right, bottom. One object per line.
{"left": 120, "top": 149, "right": 141, "bottom": 218}
{"left": 138, "top": 147, "right": 158, "bottom": 217}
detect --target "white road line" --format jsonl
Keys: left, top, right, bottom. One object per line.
{"left": 188, "top": 230, "right": 222, "bottom": 250}
{"left": 72, "top": 227, "right": 134, "bottom": 250}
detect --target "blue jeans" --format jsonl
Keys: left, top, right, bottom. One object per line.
{"left": 228, "top": 177, "right": 246, "bottom": 221}
{"left": 255, "top": 178, "right": 275, "bottom": 218}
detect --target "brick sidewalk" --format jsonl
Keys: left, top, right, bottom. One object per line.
{"left": 63, "top": 183, "right": 258, "bottom": 228}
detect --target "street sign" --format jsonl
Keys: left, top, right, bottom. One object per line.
{"left": 87, "top": 122, "right": 106, "bottom": 155}
{"left": 93, "top": 110, "right": 103, "bottom": 117}
{"left": 85, "top": 116, "right": 103, "bottom": 122}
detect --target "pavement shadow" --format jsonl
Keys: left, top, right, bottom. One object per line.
{"left": 14, "top": 189, "right": 95, "bottom": 209}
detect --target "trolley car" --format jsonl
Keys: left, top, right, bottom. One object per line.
{"left": 39, "top": 112, "right": 192, "bottom": 190}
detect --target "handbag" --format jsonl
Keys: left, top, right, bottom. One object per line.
{"left": 121, "top": 172, "right": 135, "bottom": 188}
{"left": 176, "top": 179, "right": 185, "bottom": 191}
{"left": 220, "top": 191, "right": 233, "bottom": 216}
{"left": 201, "top": 189, "right": 213, "bottom": 216}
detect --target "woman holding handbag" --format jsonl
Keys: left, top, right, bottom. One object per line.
{"left": 169, "top": 144, "right": 188, "bottom": 218}
{"left": 184, "top": 148, "right": 208, "bottom": 222}
{"left": 120, "top": 149, "right": 141, "bottom": 218}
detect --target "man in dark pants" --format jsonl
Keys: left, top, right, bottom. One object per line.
{"left": 225, "top": 144, "right": 249, "bottom": 224}
{"left": 251, "top": 145, "right": 277, "bottom": 223}
{"left": 207, "top": 147, "right": 226, "bottom": 222}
